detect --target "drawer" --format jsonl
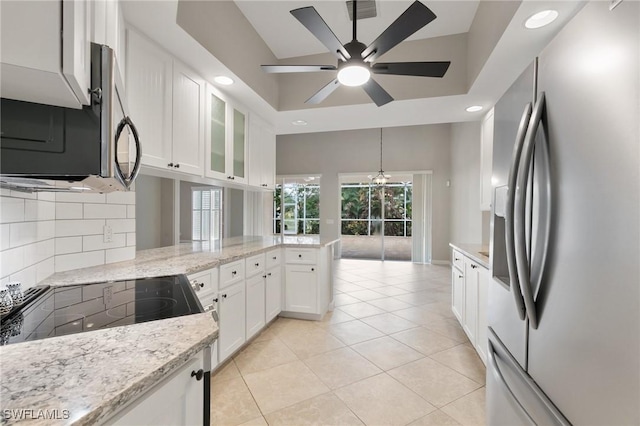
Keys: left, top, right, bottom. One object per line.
{"left": 452, "top": 250, "right": 464, "bottom": 271}
{"left": 285, "top": 248, "right": 317, "bottom": 265}
{"left": 219, "top": 260, "right": 245, "bottom": 289}
{"left": 187, "top": 268, "right": 218, "bottom": 295}
{"left": 265, "top": 249, "right": 282, "bottom": 269}
{"left": 245, "top": 253, "right": 266, "bottom": 277}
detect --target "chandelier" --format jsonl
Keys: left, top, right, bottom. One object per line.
{"left": 371, "top": 128, "right": 390, "bottom": 186}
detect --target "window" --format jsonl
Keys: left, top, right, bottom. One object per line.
{"left": 273, "top": 177, "right": 320, "bottom": 235}
{"left": 192, "top": 187, "right": 223, "bottom": 242}
{"left": 341, "top": 181, "right": 412, "bottom": 236}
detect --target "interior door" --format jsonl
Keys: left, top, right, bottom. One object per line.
{"left": 527, "top": 3, "right": 639, "bottom": 424}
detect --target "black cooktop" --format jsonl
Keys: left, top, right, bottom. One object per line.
{"left": 0, "top": 275, "right": 203, "bottom": 346}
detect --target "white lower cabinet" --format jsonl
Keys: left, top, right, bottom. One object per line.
{"left": 108, "top": 351, "right": 204, "bottom": 425}
{"left": 265, "top": 266, "right": 282, "bottom": 322}
{"left": 285, "top": 264, "right": 318, "bottom": 314}
{"left": 218, "top": 281, "right": 245, "bottom": 362}
{"left": 476, "top": 267, "right": 490, "bottom": 364}
{"left": 451, "top": 248, "right": 489, "bottom": 365}
{"left": 245, "top": 273, "right": 266, "bottom": 340}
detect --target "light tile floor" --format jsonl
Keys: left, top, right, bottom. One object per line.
{"left": 211, "top": 259, "right": 486, "bottom": 426}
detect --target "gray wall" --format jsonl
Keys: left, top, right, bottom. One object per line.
{"left": 276, "top": 124, "right": 453, "bottom": 262}
{"left": 449, "top": 121, "right": 484, "bottom": 245}
{"left": 136, "top": 175, "right": 175, "bottom": 250}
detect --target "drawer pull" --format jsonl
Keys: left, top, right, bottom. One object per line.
{"left": 311, "top": 268, "right": 315, "bottom": 272}
{"left": 255, "top": 263, "right": 260, "bottom": 267}
{"left": 459, "top": 275, "right": 463, "bottom": 279}
{"left": 222, "top": 294, "right": 227, "bottom": 299}
{"left": 232, "top": 271, "right": 237, "bottom": 276}
{"left": 471, "top": 264, "right": 478, "bottom": 269}
{"left": 454, "top": 257, "right": 460, "bottom": 261}
{"left": 168, "top": 162, "right": 174, "bottom": 167}
{"left": 191, "top": 369, "right": 204, "bottom": 381}
{"left": 272, "top": 256, "right": 277, "bottom": 260}
{"left": 298, "top": 254, "right": 302, "bottom": 258}
{"left": 263, "top": 275, "right": 267, "bottom": 279}
{"left": 212, "top": 297, "right": 219, "bottom": 303}
{"left": 267, "top": 272, "right": 272, "bottom": 276}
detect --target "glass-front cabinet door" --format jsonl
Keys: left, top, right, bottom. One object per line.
{"left": 205, "top": 85, "right": 227, "bottom": 180}
{"left": 205, "top": 85, "right": 247, "bottom": 183}
{"left": 229, "top": 107, "right": 247, "bottom": 183}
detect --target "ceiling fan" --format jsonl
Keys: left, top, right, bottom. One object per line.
{"left": 261, "top": 0, "right": 451, "bottom": 107}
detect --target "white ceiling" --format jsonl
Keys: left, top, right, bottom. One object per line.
{"left": 234, "top": 0, "right": 480, "bottom": 59}
{"left": 123, "top": 0, "right": 586, "bottom": 135}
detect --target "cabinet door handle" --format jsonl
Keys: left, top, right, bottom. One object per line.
{"left": 212, "top": 297, "right": 219, "bottom": 303}
{"left": 298, "top": 254, "right": 302, "bottom": 258}
{"left": 174, "top": 163, "right": 180, "bottom": 168}
{"left": 168, "top": 162, "right": 174, "bottom": 167}
{"left": 263, "top": 275, "right": 267, "bottom": 278}
{"left": 222, "top": 294, "right": 227, "bottom": 299}
{"left": 255, "top": 263, "right": 260, "bottom": 267}
{"left": 459, "top": 275, "right": 463, "bottom": 279}
{"left": 272, "top": 256, "right": 277, "bottom": 260}
{"left": 471, "top": 264, "right": 478, "bottom": 269}
{"left": 454, "top": 257, "right": 460, "bottom": 261}
{"left": 191, "top": 369, "right": 204, "bottom": 381}
{"left": 232, "top": 271, "right": 237, "bottom": 276}
{"left": 267, "top": 272, "right": 272, "bottom": 276}
{"left": 311, "top": 268, "right": 315, "bottom": 272}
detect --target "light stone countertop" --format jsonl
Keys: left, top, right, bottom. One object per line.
{"left": 0, "top": 312, "right": 218, "bottom": 425}
{"left": 449, "top": 243, "right": 490, "bottom": 269}
{"left": 40, "top": 235, "right": 339, "bottom": 288}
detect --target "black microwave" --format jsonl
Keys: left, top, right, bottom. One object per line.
{"left": 0, "top": 43, "right": 141, "bottom": 193}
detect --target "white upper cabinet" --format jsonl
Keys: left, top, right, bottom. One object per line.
{"left": 172, "top": 62, "right": 204, "bottom": 176}
{"left": 126, "top": 29, "right": 173, "bottom": 170}
{"left": 205, "top": 85, "right": 248, "bottom": 184}
{"left": 1, "top": 0, "right": 93, "bottom": 108}
{"left": 248, "top": 114, "right": 276, "bottom": 190}
{"left": 480, "top": 108, "right": 494, "bottom": 211}
{"left": 126, "top": 29, "right": 204, "bottom": 176}
{"left": 92, "top": 0, "right": 126, "bottom": 81}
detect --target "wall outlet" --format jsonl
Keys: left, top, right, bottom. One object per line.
{"left": 103, "top": 225, "right": 113, "bottom": 243}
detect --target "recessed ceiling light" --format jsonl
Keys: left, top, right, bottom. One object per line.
{"left": 525, "top": 10, "right": 559, "bottom": 29}
{"left": 214, "top": 76, "right": 234, "bottom": 85}
{"left": 292, "top": 120, "right": 307, "bottom": 126}
{"left": 466, "top": 105, "right": 483, "bottom": 112}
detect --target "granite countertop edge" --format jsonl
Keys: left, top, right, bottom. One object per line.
{"left": 40, "top": 236, "right": 340, "bottom": 288}
{"left": 449, "top": 242, "right": 490, "bottom": 269}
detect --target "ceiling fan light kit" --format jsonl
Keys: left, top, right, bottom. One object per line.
{"left": 261, "top": 0, "right": 451, "bottom": 107}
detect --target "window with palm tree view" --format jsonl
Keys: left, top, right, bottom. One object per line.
{"left": 341, "top": 180, "right": 412, "bottom": 260}
{"left": 273, "top": 177, "right": 320, "bottom": 235}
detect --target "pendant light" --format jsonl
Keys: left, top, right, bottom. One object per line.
{"left": 372, "top": 128, "right": 390, "bottom": 186}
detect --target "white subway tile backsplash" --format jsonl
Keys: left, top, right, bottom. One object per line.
{"left": 2, "top": 185, "right": 137, "bottom": 284}
{"left": 83, "top": 233, "right": 126, "bottom": 251}
{"left": 106, "top": 219, "right": 135, "bottom": 233}
{"left": 0, "top": 246, "right": 24, "bottom": 278}
{"left": 1, "top": 224, "right": 10, "bottom": 251}
{"left": 36, "top": 221, "right": 56, "bottom": 241}
{"left": 37, "top": 192, "right": 56, "bottom": 202}
{"left": 106, "top": 192, "right": 136, "bottom": 205}
{"left": 56, "top": 220, "right": 105, "bottom": 237}
{"left": 0, "top": 197, "right": 25, "bottom": 224}
{"left": 55, "top": 202, "right": 83, "bottom": 220}
{"left": 84, "top": 204, "right": 127, "bottom": 219}
{"left": 56, "top": 237, "right": 83, "bottom": 255}
{"left": 25, "top": 200, "right": 56, "bottom": 221}
{"left": 105, "top": 246, "right": 135, "bottom": 264}
{"left": 126, "top": 233, "right": 136, "bottom": 247}
{"left": 9, "top": 222, "right": 38, "bottom": 248}
{"left": 24, "top": 240, "right": 55, "bottom": 265}
{"left": 55, "top": 250, "right": 105, "bottom": 273}
{"left": 36, "top": 258, "right": 55, "bottom": 286}
{"left": 55, "top": 193, "right": 106, "bottom": 204}
{"left": 9, "top": 264, "right": 37, "bottom": 289}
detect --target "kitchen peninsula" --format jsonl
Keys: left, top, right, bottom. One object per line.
{"left": 0, "top": 236, "right": 338, "bottom": 425}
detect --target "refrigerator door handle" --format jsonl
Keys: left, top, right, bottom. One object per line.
{"left": 488, "top": 332, "right": 536, "bottom": 425}
{"left": 505, "top": 103, "right": 533, "bottom": 321}
{"left": 514, "top": 93, "right": 546, "bottom": 330}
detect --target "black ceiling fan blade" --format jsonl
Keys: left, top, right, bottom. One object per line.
{"left": 372, "top": 61, "right": 450, "bottom": 77}
{"left": 261, "top": 65, "right": 337, "bottom": 73}
{"left": 361, "top": 1, "right": 437, "bottom": 63}
{"left": 290, "top": 7, "right": 350, "bottom": 61}
{"left": 362, "top": 78, "right": 393, "bottom": 107}
{"left": 306, "top": 78, "right": 341, "bottom": 104}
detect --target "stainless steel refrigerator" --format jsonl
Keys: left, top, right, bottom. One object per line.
{"left": 487, "top": 1, "right": 639, "bottom": 424}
